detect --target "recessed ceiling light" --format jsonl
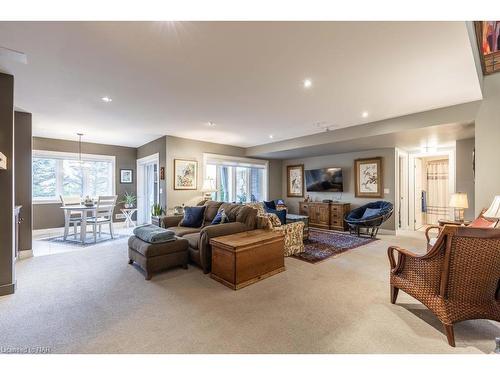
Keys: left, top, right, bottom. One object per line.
{"left": 362, "top": 111, "right": 369, "bottom": 118}
{"left": 303, "top": 79, "right": 312, "bottom": 89}
{"left": 101, "top": 96, "right": 112, "bottom": 103}
{"left": 207, "top": 121, "right": 216, "bottom": 127}
{"left": 269, "top": 135, "right": 274, "bottom": 139}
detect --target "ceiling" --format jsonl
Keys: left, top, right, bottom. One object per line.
{"left": 0, "top": 21, "right": 482, "bottom": 148}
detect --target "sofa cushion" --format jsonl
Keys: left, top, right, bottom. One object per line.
{"left": 183, "top": 233, "right": 200, "bottom": 250}
{"left": 203, "top": 200, "right": 223, "bottom": 223}
{"left": 166, "top": 226, "right": 202, "bottom": 237}
{"left": 128, "top": 235, "right": 189, "bottom": 258}
{"left": 211, "top": 209, "right": 229, "bottom": 225}
{"left": 180, "top": 206, "right": 206, "bottom": 228}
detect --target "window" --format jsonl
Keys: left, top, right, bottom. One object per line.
{"left": 204, "top": 154, "right": 268, "bottom": 203}
{"left": 32, "top": 150, "right": 115, "bottom": 202}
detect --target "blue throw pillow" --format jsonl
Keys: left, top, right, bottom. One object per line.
{"left": 264, "top": 200, "right": 277, "bottom": 210}
{"left": 361, "top": 207, "right": 381, "bottom": 220}
{"left": 265, "top": 206, "right": 287, "bottom": 225}
{"left": 211, "top": 209, "right": 228, "bottom": 225}
{"left": 180, "top": 206, "right": 206, "bottom": 228}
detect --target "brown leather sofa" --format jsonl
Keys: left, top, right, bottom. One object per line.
{"left": 162, "top": 201, "right": 257, "bottom": 273}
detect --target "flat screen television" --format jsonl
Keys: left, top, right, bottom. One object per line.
{"left": 305, "top": 168, "right": 343, "bottom": 192}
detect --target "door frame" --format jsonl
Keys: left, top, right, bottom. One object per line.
{"left": 136, "top": 153, "right": 160, "bottom": 225}
{"left": 408, "top": 148, "right": 456, "bottom": 231}
{"left": 395, "top": 148, "right": 409, "bottom": 231}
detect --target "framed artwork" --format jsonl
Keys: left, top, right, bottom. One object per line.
{"left": 174, "top": 159, "right": 198, "bottom": 190}
{"left": 475, "top": 21, "right": 500, "bottom": 75}
{"left": 287, "top": 164, "right": 304, "bottom": 198}
{"left": 354, "top": 157, "right": 383, "bottom": 198}
{"left": 120, "top": 169, "right": 133, "bottom": 184}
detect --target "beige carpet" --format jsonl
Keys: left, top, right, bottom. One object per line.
{"left": 1, "top": 230, "right": 499, "bottom": 354}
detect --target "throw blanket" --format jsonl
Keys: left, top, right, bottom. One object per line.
{"left": 133, "top": 224, "right": 176, "bottom": 244}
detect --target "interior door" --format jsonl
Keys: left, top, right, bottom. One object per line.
{"left": 414, "top": 158, "right": 424, "bottom": 230}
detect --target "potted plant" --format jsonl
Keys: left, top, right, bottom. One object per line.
{"left": 151, "top": 203, "right": 165, "bottom": 227}
{"left": 120, "top": 191, "right": 136, "bottom": 209}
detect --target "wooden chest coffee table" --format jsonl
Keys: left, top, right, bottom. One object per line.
{"left": 210, "top": 229, "right": 285, "bottom": 290}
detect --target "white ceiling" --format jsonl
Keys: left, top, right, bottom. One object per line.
{"left": 0, "top": 21, "right": 482, "bottom": 148}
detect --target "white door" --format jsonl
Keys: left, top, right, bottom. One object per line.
{"left": 397, "top": 152, "right": 409, "bottom": 230}
{"left": 414, "top": 158, "right": 424, "bottom": 229}
{"left": 137, "top": 154, "right": 160, "bottom": 225}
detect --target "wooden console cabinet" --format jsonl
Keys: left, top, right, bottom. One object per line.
{"left": 299, "top": 201, "right": 350, "bottom": 231}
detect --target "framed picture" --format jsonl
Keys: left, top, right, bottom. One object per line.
{"left": 120, "top": 169, "right": 133, "bottom": 184}
{"left": 174, "top": 159, "right": 198, "bottom": 190}
{"left": 354, "top": 157, "right": 383, "bottom": 198}
{"left": 287, "top": 164, "right": 304, "bottom": 198}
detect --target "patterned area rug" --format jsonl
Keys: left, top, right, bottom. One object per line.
{"left": 292, "top": 229, "right": 377, "bottom": 264}
{"left": 40, "top": 233, "right": 125, "bottom": 247}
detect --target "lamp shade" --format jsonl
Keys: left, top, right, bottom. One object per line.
{"left": 483, "top": 195, "right": 500, "bottom": 219}
{"left": 449, "top": 192, "right": 468, "bottom": 209}
{"left": 200, "top": 178, "right": 216, "bottom": 192}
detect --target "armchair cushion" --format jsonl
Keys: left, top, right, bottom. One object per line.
{"left": 180, "top": 206, "right": 206, "bottom": 228}
{"left": 361, "top": 207, "right": 382, "bottom": 220}
{"left": 469, "top": 216, "right": 497, "bottom": 228}
{"left": 265, "top": 206, "right": 287, "bottom": 225}
{"left": 264, "top": 200, "right": 277, "bottom": 210}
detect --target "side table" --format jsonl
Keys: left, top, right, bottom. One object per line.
{"left": 121, "top": 208, "right": 137, "bottom": 228}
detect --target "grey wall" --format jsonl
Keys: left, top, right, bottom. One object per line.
{"left": 282, "top": 148, "right": 396, "bottom": 231}
{"left": 14, "top": 111, "right": 32, "bottom": 251}
{"left": 137, "top": 136, "right": 167, "bottom": 209}
{"left": 267, "top": 159, "right": 283, "bottom": 200}
{"left": 475, "top": 73, "right": 500, "bottom": 215}
{"left": 456, "top": 138, "right": 475, "bottom": 220}
{"left": 0, "top": 73, "right": 15, "bottom": 296}
{"left": 33, "top": 137, "right": 138, "bottom": 229}
{"left": 165, "top": 136, "right": 246, "bottom": 208}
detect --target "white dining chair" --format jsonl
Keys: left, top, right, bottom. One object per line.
{"left": 87, "top": 195, "right": 117, "bottom": 243}
{"left": 60, "top": 195, "right": 82, "bottom": 240}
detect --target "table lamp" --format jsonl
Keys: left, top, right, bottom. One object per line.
{"left": 449, "top": 192, "right": 468, "bottom": 222}
{"left": 200, "top": 178, "right": 217, "bottom": 200}
{"left": 483, "top": 195, "right": 500, "bottom": 220}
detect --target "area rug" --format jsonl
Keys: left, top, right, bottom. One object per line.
{"left": 40, "top": 233, "right": 125, "bottom": 247}
{"left": 292, "top": 229, "right": 377, "bottom": 264}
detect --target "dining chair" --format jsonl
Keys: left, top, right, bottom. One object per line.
{"left": 60, "top": 195, "right": 82, "bottom": 240}
{"left": 87, "top": 195, "right": 117, "bottom": 243}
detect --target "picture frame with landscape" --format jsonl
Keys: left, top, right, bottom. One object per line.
{"left": 354, "top": 157, "right": 383, "bottom": 198}
{"left": 174, "top": 159, "right": 198, "bottom": 190}
{"left": 287, "top": 164, "right": 304, "bottom": 198}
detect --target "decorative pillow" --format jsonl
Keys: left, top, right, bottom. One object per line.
{"left": 264, "top": 200, "right": 277, "bottom": 210}
{"left": 265, "top": 206, "right": 287, "bottom": 225}
{"left": 211, "top": 209, "right": 229, "bottom": 225}
{"left": 361, "top": 207, "right": 381, "bottom": 220}
{"left": 180, "top": 206, "right": 206, "bottom": 228}
{"left": 267, "top": 213, "right": 283, "bottom": 227}
{"left": 469, "top": 216, "right": 497, "bottom": 228}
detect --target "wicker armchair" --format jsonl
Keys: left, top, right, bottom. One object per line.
{"left": 388, "top": 225, "right": 500, "bottom": 347}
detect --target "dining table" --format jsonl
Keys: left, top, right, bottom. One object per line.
{"left": 61, "top": 205, "right": 98, "bottom": 244}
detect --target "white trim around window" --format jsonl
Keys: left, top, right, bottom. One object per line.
{"left": 32, "top": 150, "right": 116, "bottom": 204}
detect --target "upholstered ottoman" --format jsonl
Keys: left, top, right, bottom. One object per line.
{"left": 128, "top": 236, "right": 189, "bottom": 280}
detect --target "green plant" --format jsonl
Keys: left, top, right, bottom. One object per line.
{"left": 120, "top": 191, "right": 136, "bottom": 207}
{"left": 151, "top": 203, "right": 164, "bottom": 216}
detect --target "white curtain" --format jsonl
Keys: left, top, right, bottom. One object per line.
{"left": 425, "top": 159, "right": 449, "bottom": 224}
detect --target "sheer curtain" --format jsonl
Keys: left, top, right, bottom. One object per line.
{"left": 425, "top": 159, "right": 449, "bottom": 224}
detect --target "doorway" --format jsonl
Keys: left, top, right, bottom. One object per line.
{"left": 137, "top": 153, "right": 160, "bottom": 225}
{"left": 404, "top": 150, "right": 455, "bottom": 231}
